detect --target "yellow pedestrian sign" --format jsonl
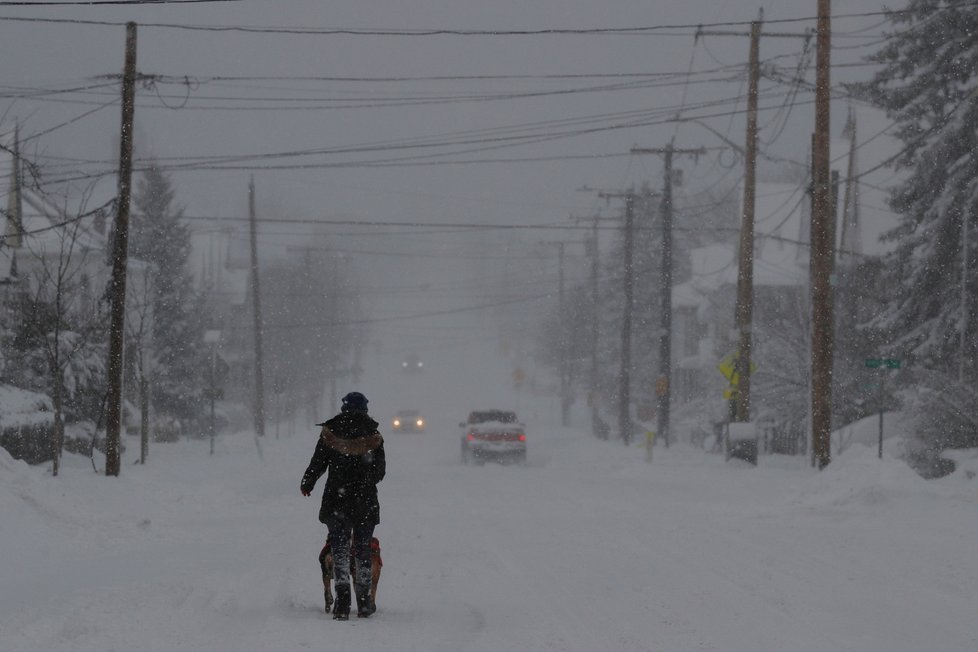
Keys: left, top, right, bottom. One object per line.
{"left": 717, "top": 351, "right": 757, "bottom": 387}
{"left": 512, "top": 367, "right": 526, "bottom": 390}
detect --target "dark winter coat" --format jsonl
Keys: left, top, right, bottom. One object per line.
{"left": 301, "top": 411, "right": 386, "bottom": 527}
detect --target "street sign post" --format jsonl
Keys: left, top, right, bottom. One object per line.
{"left": 864, "top": 357, "right": 902, "bottom": 458}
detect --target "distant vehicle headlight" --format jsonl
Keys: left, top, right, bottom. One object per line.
{"left": 416, "top": 419, "right": 424, "bottom": 427}
{"left": 393, "top": 419, "right": 401, "bottom": 427}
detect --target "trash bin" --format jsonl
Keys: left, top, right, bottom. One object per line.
{"left": 726, "top": 422, "right": 758, "bottom": 465}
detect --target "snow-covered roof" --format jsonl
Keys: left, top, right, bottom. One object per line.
{"left": 1, "top": 143, "right": 109, "bottom": 257}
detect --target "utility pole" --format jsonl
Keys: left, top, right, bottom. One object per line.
{"left": 104, "top": 22, "right": 137, "bottom": 478}
{"left": 962, "top": 209, "right": 970, "bottom": 384}
{"left": 618, "top": 193, "right": 635, "bottom": 445}
{"left": 581, "top": 188, "right": 649, "bottom": 444}
{"left": 696, "top": 15, "right": 810, "bottom": 454}
{"left": 811, "top": 0, "right": 834, "bottom": 470}
{"left": 574, "top": 191, "right": 614, "bottom": 439}
{"left": 588, "top": 191, "right": 636, "bottom": 444}
{"left": 630, "top": 145, "right": 705, "bottom": 448}
{"left": 557, "top": 241, "right": 569, "bottom": 426}
{"left": 248, "top": 178, "right": 267, "bottom": 438}
{"left": 540, "top": 240, "right": 571, "bottom": 426}
{"left": 730, "top": 17, "right": 762, "bottom": 426}
{"left": 588, "top": 215, "right": 602, "bottom": 438}
{"left": 658, "top": 148, "right": 675, "bottom": 448}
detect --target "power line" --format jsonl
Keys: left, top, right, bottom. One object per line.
{"left": 0, "top": 0, "right": 239, "bottom": 4}
{"left": 0, "top": 81, "right": 120, "bottom": 99}
{"left": 100, "top": 73, "right": 747, "bottom": 111}
{"left": 179, "top": 214, "right": 635, "bottom": 231}
{"left": 32, "top": 94, "right": 798, "bottom": 184}
{"left": 20, "top": 98, "right": 117, "bottom": 142}
{"left": 27, "top": 84, "right": 775, "bottom": 170}
{"left": 3, "top": 3, "right": 977, "bottom": 33}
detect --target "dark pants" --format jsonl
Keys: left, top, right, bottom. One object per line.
{"left": 327, "top": 521, "right": 375, "bottom": 589}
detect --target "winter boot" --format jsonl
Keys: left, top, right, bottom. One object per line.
{"left": 355, "top": 584, "right": 376, "bottom": 618}
{"left": 332, "top": 584, "right": 351, "bottom": 620}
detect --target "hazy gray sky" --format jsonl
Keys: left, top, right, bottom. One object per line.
{"left": 1, "top": 0, "right": 900, "bottom": 352}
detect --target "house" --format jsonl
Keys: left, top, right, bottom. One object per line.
{"left": 671, "top": 182, "right": 813, "bottom": 411}
{"left": 1, "top": 136, "right": 152, "bottom": 428}
{"left": 3, "top": 134, "right": 156, "bottom": 304}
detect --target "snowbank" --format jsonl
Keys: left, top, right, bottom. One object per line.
{"left": 0, "top": 384, "right": 53, "bottom": 429}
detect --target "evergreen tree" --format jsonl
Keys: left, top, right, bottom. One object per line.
{"left": 857, "top": 1, "right": 978, "bottom": 374}
{"left": 131, "top": 165, "right": 205, "bottom": 425}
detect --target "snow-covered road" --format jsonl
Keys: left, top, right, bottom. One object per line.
{"left": 2, "top": 336, "right": 976, "bottom": 651}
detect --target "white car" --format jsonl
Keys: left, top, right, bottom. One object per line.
{"left": 401, "top": 354, "right": 423, "bottom": 372}
{"left": 392, "top": 409, "right": 425, "bottom": 433}
{"left": 460, "top": 410, "right": 526, "bottom": 465}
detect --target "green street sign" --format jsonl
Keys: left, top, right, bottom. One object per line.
{"left": 865, "top": 358, "right": 901, "bottom": 369}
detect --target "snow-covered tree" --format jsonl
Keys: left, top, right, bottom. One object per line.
{"left": 854, "top": 1, "right": 978, "bottom": 457}
{"left": 857, "top": 1, "right": 978, "bottom": 375}
{"left": 130, "top": 165, "right": 206, "bottom": 426}
{"left": 7, "top": 256, "right": 107, "bottom": 474}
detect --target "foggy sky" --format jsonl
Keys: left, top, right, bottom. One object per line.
{"left": 0, "top": 0, "right": 899, "bottom": 354}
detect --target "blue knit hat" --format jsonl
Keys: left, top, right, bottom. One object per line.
{"left": 341, "top": 391, "right": 369, "bottom": 412}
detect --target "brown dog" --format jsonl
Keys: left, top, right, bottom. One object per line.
{"left": 319, "top": 537, "right": 383, "bottom": 614}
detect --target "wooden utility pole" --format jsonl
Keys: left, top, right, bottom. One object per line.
{"left": 586, "top": 190, "right": 639, "bottom": 444}
{"left": 961, "top": 209, "right": 970, "bottom": 384}
{"left": 588, "top": 215, "right": 602, "bottom": 438}
{"left": 619, "top": 194, "right": 635, "bottom": 444}
{"left": 658, "top": 148, "right": 675, "bottom": 448}
{"left": 248, "top": 178, "right": 267, "bottom": 438}
{"left": 811, "top": 0, "right": 834, "bottom": 470}
{"left": 104, "top": 22, "right": 137, "bottom": 477}
{"left": 557, "top": 241, "right": 570, "bottom": 426}
{"left": 630, "top": 145, "right": 705, "bottom": 448}
{"left": 733, "top": 17, "right": 762, "bottom": 424}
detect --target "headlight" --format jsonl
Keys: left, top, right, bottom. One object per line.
{"left": 416, "top": 419, "right": 424, "bottom": 427}
{"left": 393, "top": 419, "right": 401, "bottom": 427}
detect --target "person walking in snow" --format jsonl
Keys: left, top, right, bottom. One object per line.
{"left": 301, "top": 391, "right": 386, "bottom": 620}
